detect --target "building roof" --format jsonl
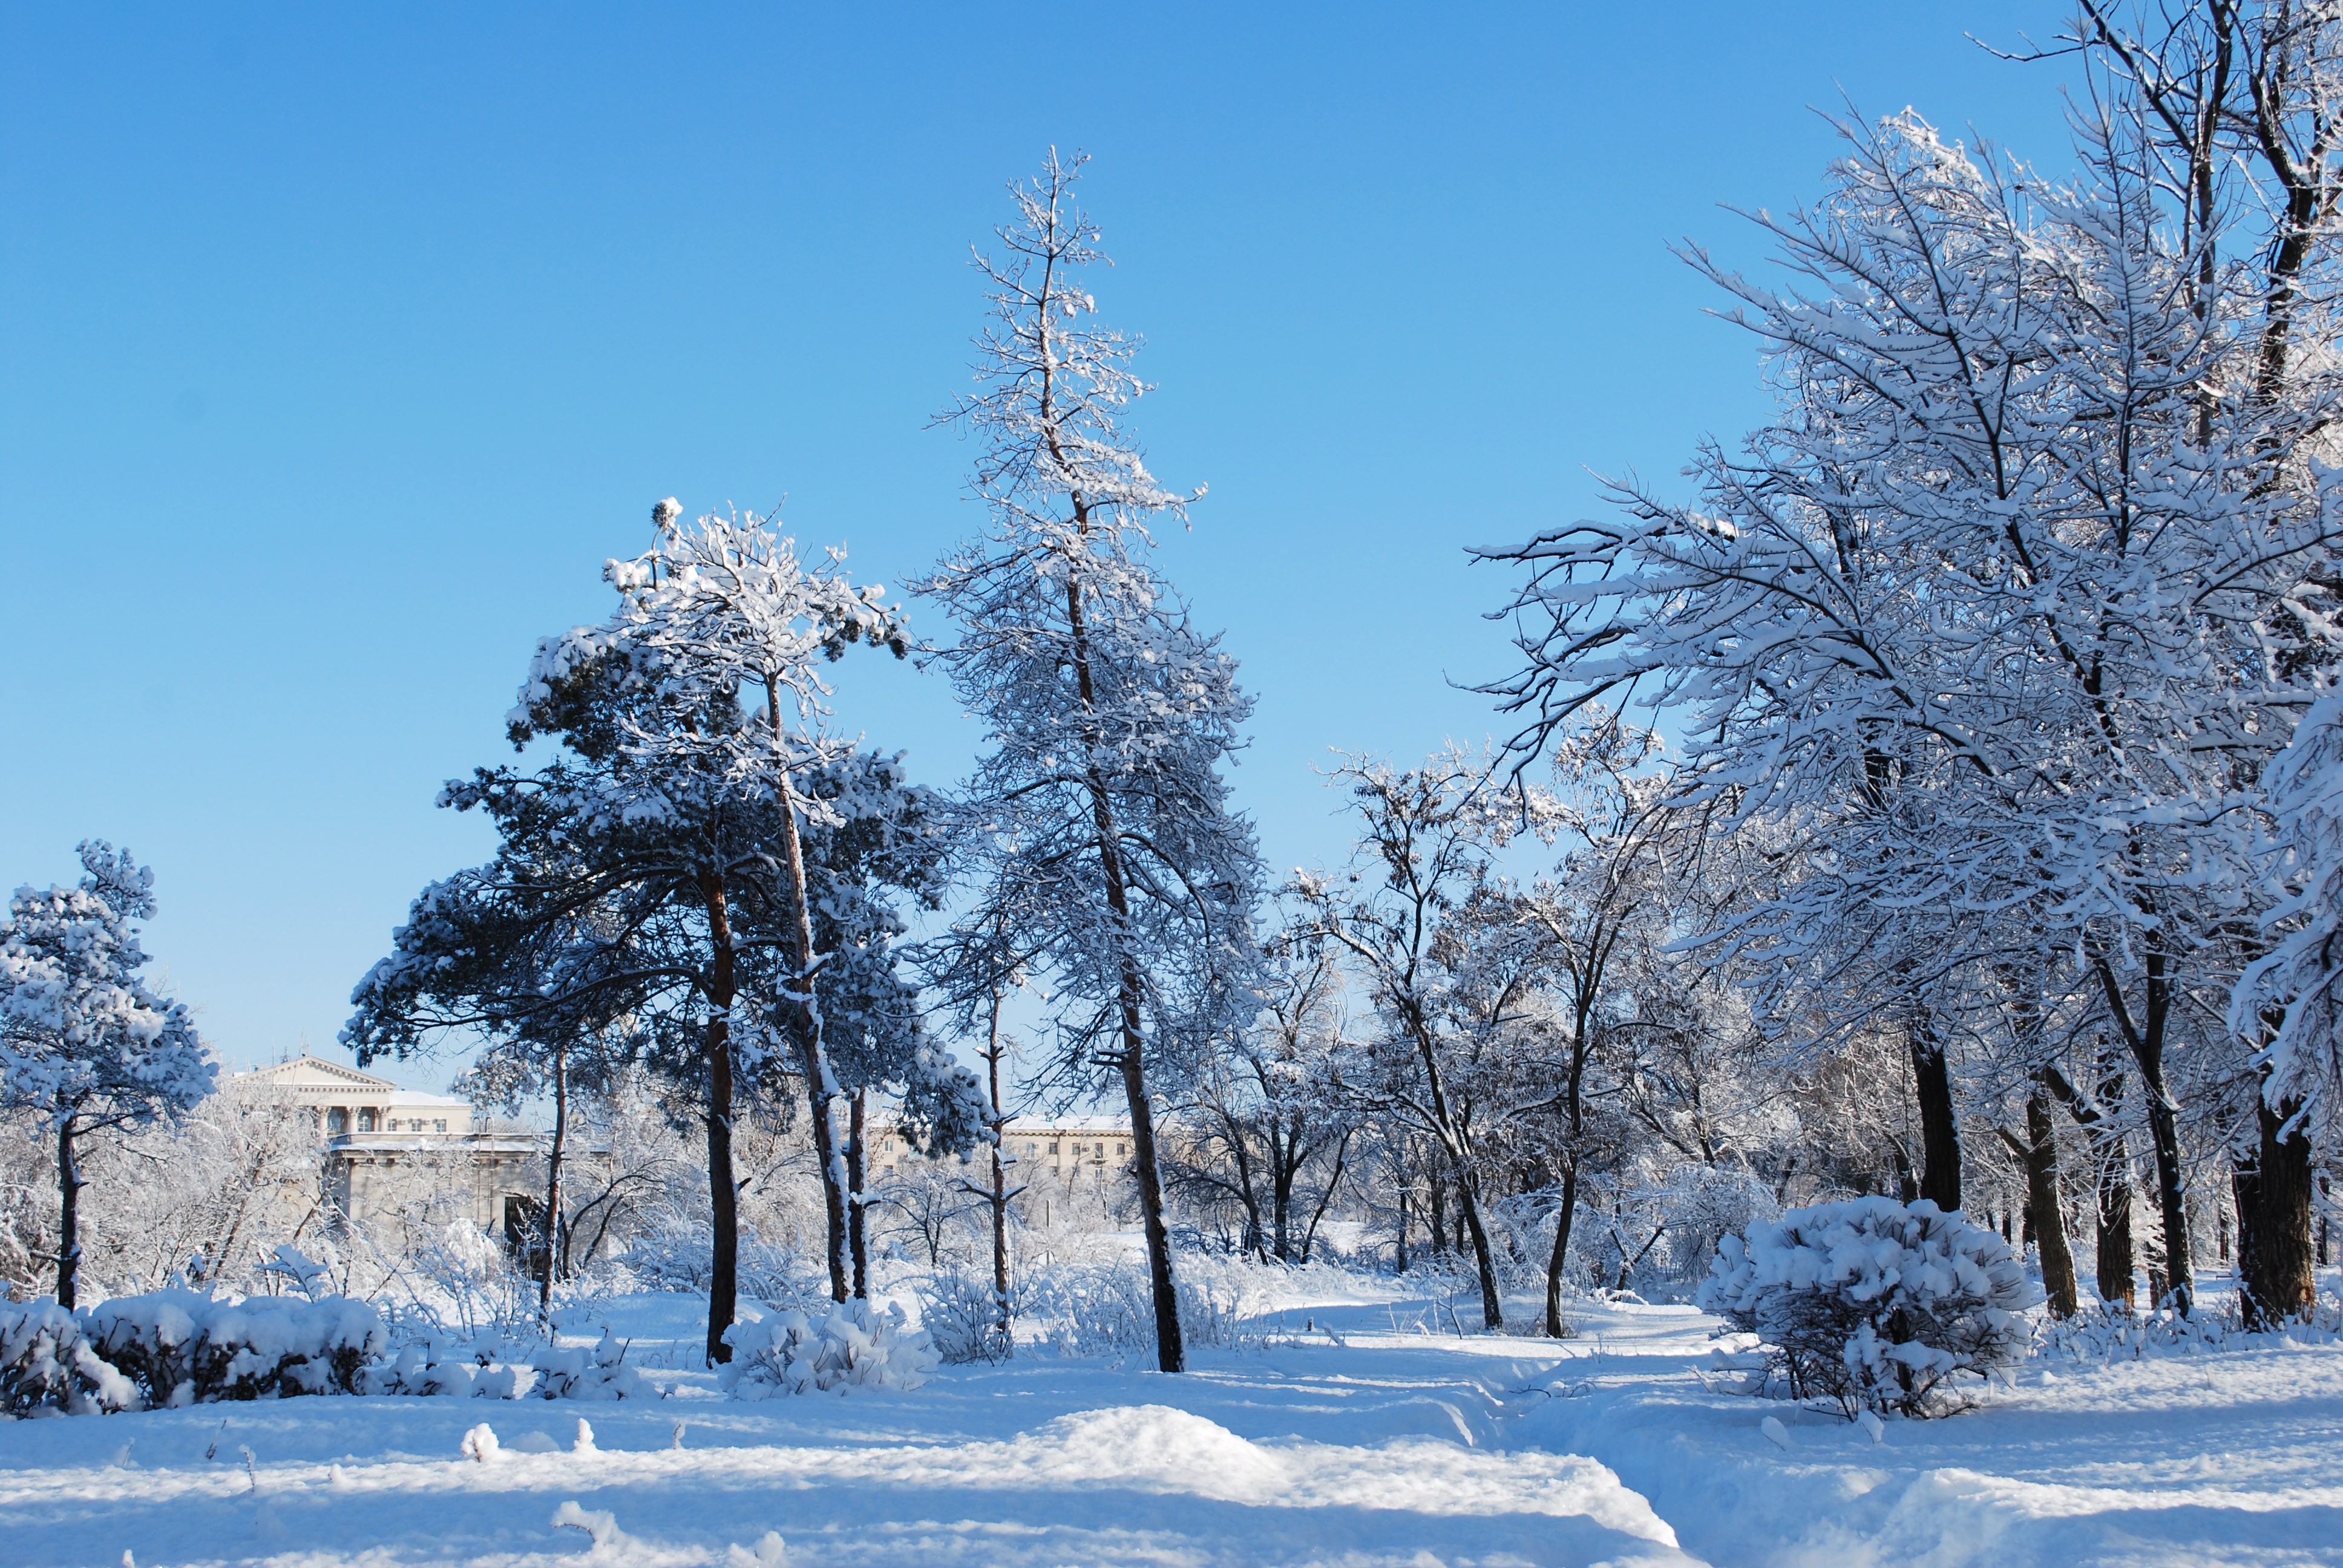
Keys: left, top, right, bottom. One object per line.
{"left": 237, "top": 1054, "right": 396, "bottom": 1090}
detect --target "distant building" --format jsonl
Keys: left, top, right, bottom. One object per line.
{"left": 231, "top": 1055, "right": 542, "bottom": 1236}
{"left": 867, "top": 1114, "right": 1138, "bottom": 1179}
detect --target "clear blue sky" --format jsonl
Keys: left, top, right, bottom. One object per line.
{"left": 2, "top": 3, "right": 2083, "bottom": 1085}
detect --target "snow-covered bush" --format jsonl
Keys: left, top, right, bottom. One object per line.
{"left": 1024, "top": 1261, "right": 1253, "bottom": 1357}
{"left": 0, "top": 1301, "right": 136, "bottom": 1414}
{"left": 718, "top": 1300, "right": 938, "bottom": 1396}
{"left": 1698, "top": 1198, "right": 2038, "bottom": 1416}
{"left": 84, "top": 1288, "right": 385, "bottom": 1404}
{"left": 913, "top": 1268, "right": 1016, "bottom": 1364}
{"left": 530, "top": 1327, "right": 650, "bottom": 1400}
{"left": 2036, "top": 1293, "right": 2343, "bottom": 1364}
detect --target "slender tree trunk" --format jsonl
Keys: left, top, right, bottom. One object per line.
{"left": 764, "top": 682, "right": 852, "bottom": 1304}
{"left": 2239, "top": 1088, "right": 2317, "bottom": 1328}
{"left": 1065, "top": 574, "right": 1185, "bottom": 1373}
{"left": 540, "top": 1042, "right": 568, "bottom": 1319}
{"left": 985, "top": 995, "right": 1012, "bottom": 1343}
{"left": 1544, "top": 1157, "right": 1580, "bottom": 1338}
{"left": 848, "top": 1089, "right": 870, "bottom": 1299}
{"left": 2097, "top": 950, "right": 2194, "bottom": 1312}
{"left": 1909, "top": 1021, "right": 1962, "bottom": 1213}
{"left": 1395, "top": 1183, "right": 1411, "bottom": 1273}
{"left": 695, "top": 872, "right": 742, "bottom": 1365}
{"left": 2024, "top": 1087, "right": 2078, "bottom": 1318}
{"left": 1300, "top": 1131, "right": 1349, "bottom": 1264}
{"left": 56, "top": 1112, "right": 83, "bottom": 1310}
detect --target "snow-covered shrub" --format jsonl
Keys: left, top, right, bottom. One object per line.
{"left": 718, "top": 1300, "right": 938, "bottom": 1396}
{"left": 530, "top": 1327, "right": 650, "bottom": 1399}
{"left": 1024, "top": 1261, "right": 1253, "bottom": 1357}
{"left": 1697, "top": 1197, "right": 2038, "bottom": 1416}
{"left": 84, "top": 1288, "right": 385, "bottom": 1404}
{"left": 913, "top": 1268, "right": 1016, "bottom": 1364}
{"left": 0, "top": 1301, "right": 136, "bottom": 1414}
{"left": 2036, "top": 1292, "right": 2343, "bottom": 1363}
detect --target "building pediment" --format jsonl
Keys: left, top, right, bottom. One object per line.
{"left": 237, "top": 1054, "right": 398, "bottom": 1091}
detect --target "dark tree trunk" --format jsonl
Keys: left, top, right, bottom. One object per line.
{"left": 1910, "top": 1027, "right": 1962, "bottom": 1213}
{"left": 1394, "top": 1182, "right": 1410, "bottom": 1273}
{"left": 1544, "top": 1157, "right": 1580, "bottom": 1338}
{"left": 985, "top": 998, "right": 1012, "bottom": 1342}
{"left": 540, "top": 1042, "right": 568, "bottom": 1319}
{"left": 1064, "top": 566, "right": 1187, "bottom": 1373}
{"left": 695, "top": 872, "right": 741, "bottom": 1366}
{"left": 2096, "top": 951, "right": 2194, "bottom": 1312}
{"left": 848, "top": 1088, "right": 870, "bottom": 1299}
{"left": 56, "top": 1113, "right": 83, "bottom": 1311}
{"left": 2238, "top": 1089, "right": 2316, "bottom": 1328}
{"left": 1300, "top": 1131, "right": 1349, "bottom": 1264}
{"left": 2024, "top": 1088, "right": 2078, "bottom": 1318}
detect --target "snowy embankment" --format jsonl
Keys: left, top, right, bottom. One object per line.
{"left": 0, "top": 1276, "right": 2336, "bottom": 1567}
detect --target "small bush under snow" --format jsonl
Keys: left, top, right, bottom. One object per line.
{"left": 719, "top": 1301, "right": 938, "bottom": 1396}
{"left": 0, "top": 1301, "right": 137, "bottom": 1416}
{"left": 913, "top": 1269, "right": 1017, "bottom": 1365}
{"left": 1024, "top": 1261, "right": 1253, "bottom": 1357}
{"left": 1697, "top": 1197, "right": 2038, "bottom": 1416}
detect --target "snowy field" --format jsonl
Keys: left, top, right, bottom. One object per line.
{"left": 5, "top": 1273, "right": 2339, "bottom": 1568}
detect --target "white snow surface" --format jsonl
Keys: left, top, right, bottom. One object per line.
{"left": 1, "top": 1273, "right": 2336, "bottom": 1567}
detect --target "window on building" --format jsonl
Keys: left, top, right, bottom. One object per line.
{"left": 434, "top": 1119, "right": 447, "bottom": 1134}
{"left": 356, "top": 1108, "right": 378, "bottom": 1132}
{"left": 1047, "top": 1142, "right": 1058, "bottom": 1154}
{"left": 327, "top": 1107, "right": 349, "bottom": 1135}
{"left": 1116, "top": 1143, "right": 1127, "bottom": 1156}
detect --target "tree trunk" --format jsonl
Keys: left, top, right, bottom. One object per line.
{"left": 1394, "top": 1183, "right": 1410, "bottom": 1273}
{"left": 540, "top": 1042, "right": 568, "bottom": 1319}
{"left": 2097, "top": 950, "right": 2194, "bottom": 1313}
{"left": 848, "top": 1088, "right": 870, "bottom": 1299}
{"left": 1910, "top": 1023, "right": 1962, "bottom": 1213}
{"left": 1453, "top": 1163, "right": 1504, "bottom": 1329}
{"left": 986, "top": 998, "right": 1012, "bottom": 1344}
{"left": 2024, "top": 1087, "right": 2078, "bottom": 1318}
{"left": 764, "top": 682, "right": 851, "bottom": 1304}
{"left": 1544, "top": 1157, "right": 1579, "bottom": 1338}
{"left": 56, "top": 1112, "right": 83, "bottom": 1310}
{"left": 1066, "top": 573, "right": 1185, "bottom": 1374}
{"left": 2238, "top": 1089, "right": 2316, "bottom": 1328}
{"left": 1300, "top": 1132, "right": 1349, "bottom": 1264}
{"left": 695, "top": 872, "right": 741, "bottom": 1366}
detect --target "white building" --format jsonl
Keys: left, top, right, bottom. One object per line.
{"left": 231, "top": 1056, "right": 541, "bottom": 1234}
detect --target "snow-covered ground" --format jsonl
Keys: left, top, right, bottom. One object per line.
{"left": 4, "top": 1272, "right": 2338, "bottom": 1567}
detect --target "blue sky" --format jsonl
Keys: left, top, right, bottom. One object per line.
{"left": 1, "top": 3, "right": 2083, "bottom": 1085}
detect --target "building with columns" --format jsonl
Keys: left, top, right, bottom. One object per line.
{"left": 231, "top": 1056, "right": 542, "bottom": 1235}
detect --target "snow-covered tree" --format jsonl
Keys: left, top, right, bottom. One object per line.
{"left": 349, "top": 503, "right": 969, "bottom": 1362}
{"left": 1293, "top": 749, "right": 1557, "bottom": 1328}
{"left": 1166, "top": 929, "right": 1356, "bottom": 1264}
{"left": 1478, "top": 106, "right": 2343, "bottom": 1314}
{"left": 0, "top": 842, "right": 215, "bottom": 1308}
{"left": 919, "top": 150, "right": 1263, "bottom": 1373}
